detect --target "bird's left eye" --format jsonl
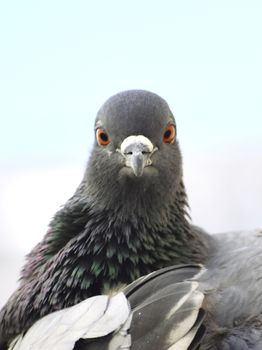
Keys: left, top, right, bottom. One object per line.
{"left": 96, "top": 128, "right": 110, "bottom": 146}
{"left": 163, "top": 124, "right": 176, "bottom": 144}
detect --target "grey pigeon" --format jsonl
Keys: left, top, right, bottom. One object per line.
{"left": 0, "top": 90, "right": 262, "bottom": 349}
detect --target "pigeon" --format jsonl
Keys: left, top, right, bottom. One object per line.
{"left": 0, "top": 89, "right": 262, "bottom": 349}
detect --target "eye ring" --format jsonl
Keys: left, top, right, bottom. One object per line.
{"left": 96, "top": 128, "right": 110, "bottom": 146}
{"left": 163, "top": 124, "right": 176, "bottom": 144}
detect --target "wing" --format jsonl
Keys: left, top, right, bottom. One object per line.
{"left": 8, "top": 293, "right": 131, "bottom": 350}
{"left": 7, "top": 265, "right": 205, "bottom": 350}
{"left": 125, "top": 264, "right": 205, "bottom": 350}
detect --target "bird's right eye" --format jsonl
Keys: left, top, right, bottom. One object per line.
{"left": 96, "top": 128, "right": 110, "bottom": 146}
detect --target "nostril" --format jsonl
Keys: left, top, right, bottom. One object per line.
{"left": 124, "top": 150, "right": 149, "bottom": 156}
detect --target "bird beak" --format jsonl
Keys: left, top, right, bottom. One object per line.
{"left": 120, "top": 135, "right": 157, "bottom": 177}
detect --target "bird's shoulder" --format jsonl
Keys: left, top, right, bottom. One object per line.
{"left": 200, "top": 313, "right": 262, "bottom": 350}
{"left": 20, "top": 192, "right": 93, "bottom": 283}
{"left": 197, "top": 229, "right": 262, "bottom": 349}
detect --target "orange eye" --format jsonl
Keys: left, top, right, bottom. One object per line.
{"left": 96, "top": 128, "right": 110, "bottom": 146}
{"left": 163, "top": 124, "right": 176, "bottom": 144}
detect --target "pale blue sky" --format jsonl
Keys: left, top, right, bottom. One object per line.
{"left": 1, "top": 1, "right": 261, "bottom": 168}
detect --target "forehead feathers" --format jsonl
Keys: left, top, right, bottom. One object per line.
{"left": 95, "top": 90, "right": 175, "bottom": 142}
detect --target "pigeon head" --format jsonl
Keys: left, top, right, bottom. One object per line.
{"left": 85, "top": 90, "right": 184, "bottom": 215}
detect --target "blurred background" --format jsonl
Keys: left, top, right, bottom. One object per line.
{"left": 0, "top": 1, "right": 261, "bottom": 307}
